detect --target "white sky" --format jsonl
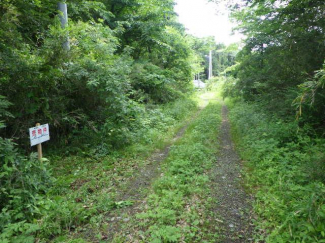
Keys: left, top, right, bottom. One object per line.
{"left": 174, "top": 0, "right": 243, "bottom": 45}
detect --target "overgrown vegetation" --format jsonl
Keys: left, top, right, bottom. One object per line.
{"left": 228, "top": 100, "right": 325, "bottom": 242}
{"left": 0, "top": 0, "right": 197, "bottom": 148}
{"left": 0, "top": 0, "right": 208, "bottom": 241}
{"left": 1, "top": 97, "right": 198, "bottom": 242}
{"left": 3, "top": 0, "right": 325, "bottom": 241}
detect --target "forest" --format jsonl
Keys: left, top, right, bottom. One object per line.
{"left": 0, "top": 0, "right": 325, "bottom": 242}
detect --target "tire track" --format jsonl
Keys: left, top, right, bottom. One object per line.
{"left": 210, "top": 105, "right": 255, "bottom": 242}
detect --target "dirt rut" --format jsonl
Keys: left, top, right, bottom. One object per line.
{"left": 210, "top": 105, "right": 254, "bottom": 242}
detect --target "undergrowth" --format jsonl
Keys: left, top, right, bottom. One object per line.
{"left": 228, "top": 100, "right": 325, "bottom": 243}
{"left": 0, "top": 97, "right": 198, "bottom": 242}
{"left": 127, "top": 102, "right": 222, "bottom": 242}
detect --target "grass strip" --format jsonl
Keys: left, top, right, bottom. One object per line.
{"left": 119, "top": 102, "right": 222, "bottom": 242}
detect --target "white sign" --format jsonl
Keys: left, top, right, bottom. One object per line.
{"left": 29, "top": 124, "right": 50, "bottom": 146}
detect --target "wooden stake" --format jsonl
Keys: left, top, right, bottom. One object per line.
{"left": 36, "top": 123, "right": 43, "bottom": 162}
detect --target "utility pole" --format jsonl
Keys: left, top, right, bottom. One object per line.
{"left": 208, "top": 50, "right": 213, "bottom": 80}
{"left": 58, "top": 2, "right": 70, "bottom": 51}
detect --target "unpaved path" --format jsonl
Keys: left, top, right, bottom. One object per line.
{"left": 105, "top": 106, "right": 207, "bottom": 241}
{"left": 210, "top": 105, "right": 254, "bottom": 242}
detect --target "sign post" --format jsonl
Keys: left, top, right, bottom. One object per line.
{"left": 36, "top": 123, "right": 43, "bottom": 161}
{"left": 29, "top": 123, "right": 50, "bottom": 161}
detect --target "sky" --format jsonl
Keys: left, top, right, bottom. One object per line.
{"left": 174, "top": 0, "right": 243, "bottom": 45}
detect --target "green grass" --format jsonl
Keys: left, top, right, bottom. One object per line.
{"left": 227, "top": 100, "right": 325, "bottom": 243}
{"left": 119, "top": 102, "right": 222, "bottom": 242}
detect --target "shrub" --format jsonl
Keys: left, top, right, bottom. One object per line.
{"left": 0, "top": 138, "right": 52, "bottom": 241}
